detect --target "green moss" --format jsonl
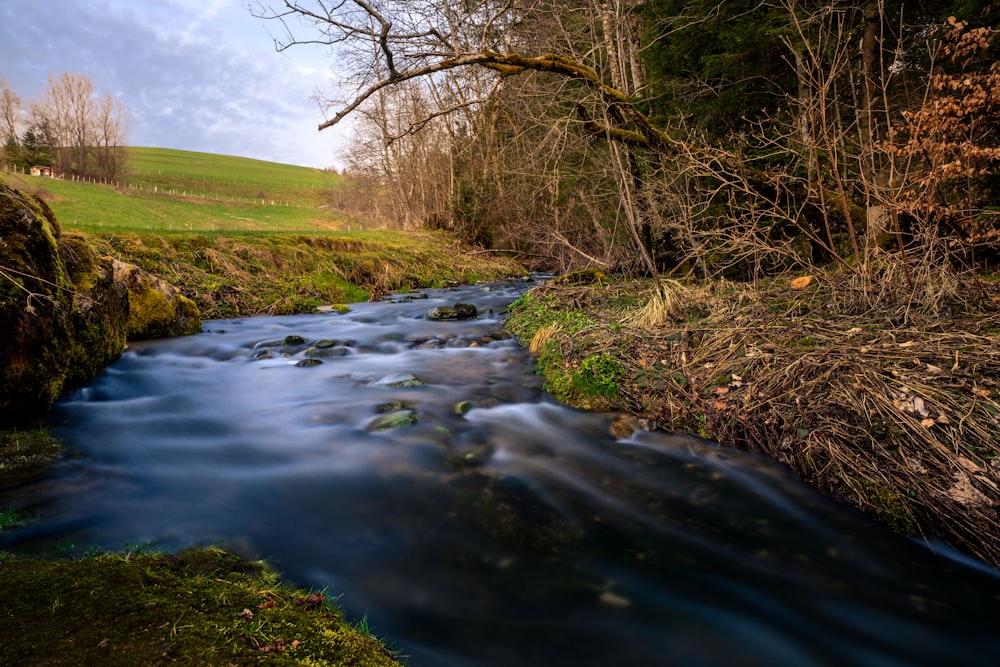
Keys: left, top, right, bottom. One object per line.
{"left": 853, "top": 478, "right": 917, "bottom": 534}
{"left": 125, "top": 278, "right": 179, "bottom": 339}
{"left": 505, "top": 293, "right": 593, "bottom": 343}
{"left": 0, "top": 547, "right": 400, "bottom": 666}
{"left": 0, "top": 427, "right": 61, "bottom": 472}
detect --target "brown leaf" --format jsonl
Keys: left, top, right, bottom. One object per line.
{"left": 790, "top": 276, "right": 815, "bottom": 289}
{"left": 713, "top": 400, "right": 728, "bottom": 410}
{"left": 258, "top": 600, "right": 277, "bottom": 610}
{"left": 296, "top": 593, "right": 325, "bottom": 608}
{"left": 713, "top": 386, "right": 729, "bottom": 396}
{"left": 260, "top": 638, "right": 287, "bottom": 653}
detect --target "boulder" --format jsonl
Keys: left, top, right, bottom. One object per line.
{"left": 111, "top": 259, "right": 200, "bottom": 339}
{"left": 426, "top": 302, "right": 478, "bottom": 320}
{"left": 0, "top": 182, "right": 200, "bottom": 425}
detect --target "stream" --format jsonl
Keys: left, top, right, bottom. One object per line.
{"left": 1, "top": 279, "right": 999, "bottom": 666}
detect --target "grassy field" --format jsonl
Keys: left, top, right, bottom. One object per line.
{"left": 3, "top": 147, "right": 353, "bottom": 233}
{"left": 127, "top": 147, "right": 337, "bottom": 206}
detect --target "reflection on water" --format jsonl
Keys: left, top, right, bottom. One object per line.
{"left": 1, "top": 279, "right": 999, "bottom": 666}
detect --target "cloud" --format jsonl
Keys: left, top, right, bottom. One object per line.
{"left": 0, "top": 0, "right": 346, "bottom": 167}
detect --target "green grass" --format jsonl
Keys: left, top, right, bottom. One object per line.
{"left": 12, "top": 175, "right": 351, "bottom": 234}
{"left": 127, "top": 147, "right": 338, "bottom": 206}
{"left": 0, "top": 507, "right": 31, "bottom": 531}
{"left": 5, "top": 146, "right": 353, "bottom": 233}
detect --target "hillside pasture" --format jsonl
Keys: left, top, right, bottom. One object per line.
{"left": 127, "top": 147, "right": 338, "bottom": 207}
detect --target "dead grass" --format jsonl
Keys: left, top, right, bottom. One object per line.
{"left": 512, "top": 273, "right": 1000, "bottom": 566}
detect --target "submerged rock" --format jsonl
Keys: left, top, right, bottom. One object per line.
{"left": 372, "top": 373, "right": 424, "bottom": 388}
{"left": 366, "top": 409, "right": 418, "bottom": 431}
{"left": 426, "top": 303, "right": 478, "bottom": 320}
{"left": 303, "top": 345, "right": 350, "bottom": 358}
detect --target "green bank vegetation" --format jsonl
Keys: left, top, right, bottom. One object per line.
{"left": 0, "top": 547, "right": 400, "bottom": 666}
{"left": 85, "top": 229, "right": 524, "bottom": 319}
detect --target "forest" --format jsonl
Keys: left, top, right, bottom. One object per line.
{"left": 265, "top": 0, "right": 999, "bottom": 288}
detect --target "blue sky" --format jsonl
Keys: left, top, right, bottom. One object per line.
{"left": 0, "top": 0, "right": 348, "bottom": 168}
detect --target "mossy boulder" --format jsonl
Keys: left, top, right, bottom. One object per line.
{"left": 0, "top": 182, "right": 200, "bottom": 427}
{"left": 111, "top": 259, "right": 200, "bottom": 338}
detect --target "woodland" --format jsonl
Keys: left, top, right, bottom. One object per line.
{"left": 262, "top": 0, "right": 1000, "bottom": 282}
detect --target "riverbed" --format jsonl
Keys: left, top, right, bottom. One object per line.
{"left": 1, "top": 279, "right": 998, "bottom": 666}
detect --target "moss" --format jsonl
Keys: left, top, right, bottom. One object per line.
{"left": 1, "top": 182, "right": 130, "bottom": 424}
{"left": 125, "top": 277, "right": 181, "bottom": 339}
{"left": 0, "top": 547, "right": 400, "bottom": 666}
{"left": 853, "top": 478, "right": 917, "bottom": 535}
{"left": 0, "top": 427, "right": 61, "bottom": 472}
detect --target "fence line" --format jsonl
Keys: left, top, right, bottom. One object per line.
{"left": 0, "top": 163, "right": 317, "bottom": 208}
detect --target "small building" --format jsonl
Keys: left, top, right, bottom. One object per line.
{"left": 30, "top": 165, "right": 54, "bottom": 177}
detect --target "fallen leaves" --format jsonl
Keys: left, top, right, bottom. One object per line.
{"left": 790, "top": 276, "right": 815, "bottom": 290}
{"left": 259, "top": 638, "right": 301, "bottom": 653}
{"left": 945, "top": 475, "right": 993, "bottom": 508}
{"left": 295, "top": 593, "right": 325, "bottom": 609}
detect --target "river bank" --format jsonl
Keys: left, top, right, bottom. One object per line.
{"left": 0, "top": 205, "right": 524, "bottom": 664}
{"left": 504, "top": 271, "right": 1000, "bottom": 568}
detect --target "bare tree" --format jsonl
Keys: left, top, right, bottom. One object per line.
{"left": 257, "top": 1, "right": 671, "bottom": 150}
{"left": 0, "top": 79, "right": 23, "bottom": 152}
{"left": 31, "top": 72, "right": 129, "bottom": 179}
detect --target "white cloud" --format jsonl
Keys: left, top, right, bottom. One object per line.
{"left": 0, "top": 0, "right": 349, "bottom": 168}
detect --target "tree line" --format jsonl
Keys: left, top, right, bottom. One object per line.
{"left": 262, "top": 0, "right": 999, "bottom": 301}
{"left": 1, "top": 73, "right": 129, "bottom": 182}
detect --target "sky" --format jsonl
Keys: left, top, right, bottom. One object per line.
{"left": 0, "top": 0, "right": 349, "bottom": 168}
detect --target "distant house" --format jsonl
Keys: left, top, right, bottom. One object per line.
{"left": 30, "top": 165, "right": 54, "bottom": 177}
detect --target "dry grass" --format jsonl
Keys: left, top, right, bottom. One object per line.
{"left": 511, "top": 272, "right": 1000, "bottom": 566}
{"left": 529, "top": 323, "right": 563, "bottom": 354}
{"left": 624, "top": 278, "right": 692, "bottom": 327}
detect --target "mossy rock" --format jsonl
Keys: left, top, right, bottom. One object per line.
{"left": 0, "top": 181, "right": 200, "bottom": 428}
{"left": 0, "top": 182, "right": 127, "bottom": 425}
{"left": 111, "top": 259, "right": 201, "bottom": 338}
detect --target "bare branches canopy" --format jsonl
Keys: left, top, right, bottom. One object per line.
{"left": 256, "top": 1, "right": 668, "bottom": 149}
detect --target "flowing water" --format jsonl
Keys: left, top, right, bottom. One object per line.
{"left": 1, "top": 279, "right": 999, "bottom": 666}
